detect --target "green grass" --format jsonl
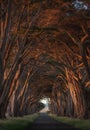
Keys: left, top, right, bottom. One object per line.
{"left": 0, "top": 114, "right": 38, "bottom": 130}
{"left": 49, "top": 114, "right": 90, "bottom": 130}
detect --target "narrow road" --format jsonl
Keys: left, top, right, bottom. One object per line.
{"left": 28, "top": 113, "right": 79, "bottom": 130}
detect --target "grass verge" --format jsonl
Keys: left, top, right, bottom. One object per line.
{"left": 49, "top": 114, "right": 90, "bottom": 130}
{"left": 0, "top": 113, "right": 38, "bottom": 130}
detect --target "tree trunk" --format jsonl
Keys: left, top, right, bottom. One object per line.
{"left": 66, "top": 68, "right": 86, "bottom": 118}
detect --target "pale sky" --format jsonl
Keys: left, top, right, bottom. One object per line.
{"left": 40, "top": 98, "right": 49, "bottom": 107}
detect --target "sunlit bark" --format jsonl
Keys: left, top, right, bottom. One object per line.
{"left": 66, "top": 68, "right": 86, "bottom": 118}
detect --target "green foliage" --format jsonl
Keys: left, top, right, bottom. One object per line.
{"left": 0, "top": 114, "right": 38, "bottom": 130}
{"left": 30, "top": 0, "right": 45, "bottom": 4}
{"left": 47, "top": 59, "right": 61, "bottom": 66}
{"left": 62, "top": 0, "right": 74, "bottom": 2}
{"left": 16, "top": 26, "right": 58, "bottom": 36}
{"left": 47, "top": 74, "right": 57, "bottom": 80}
{"left": 49, "top": 114, "right": 90, "bottom": 130}
{"left": 48, "top": 38, "right": 56, "bottom": 43}
{"left": 47, "top": 59, "right": 65, "bottom": 75}
{"left": 29, "top": 26, "right": 58, "bottom": 33}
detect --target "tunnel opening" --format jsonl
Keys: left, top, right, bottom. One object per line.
{"left": 39, "top": 98, "right": 50, "bottom": 113}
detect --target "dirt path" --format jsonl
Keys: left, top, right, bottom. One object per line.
{"left": 27, "top": 113, "right": 79, "bottom": 130}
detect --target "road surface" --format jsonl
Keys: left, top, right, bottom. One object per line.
{"left": 28, "top": 113, "right": 79, "bottom": 130}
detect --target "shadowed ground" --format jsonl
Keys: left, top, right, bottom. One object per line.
{"left": 27, "top": 113, "right": 79, "bottom": 130}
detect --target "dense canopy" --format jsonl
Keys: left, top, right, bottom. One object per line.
{"left": 0, "top": 0, "right": 90, "bottom": 118}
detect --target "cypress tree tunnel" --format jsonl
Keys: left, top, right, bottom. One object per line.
{"left": 0, "top": 0, "right": 90, "bottom": 121}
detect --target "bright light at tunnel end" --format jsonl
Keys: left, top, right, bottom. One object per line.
{"left": 40, "top": 98, "right": 50, "bottom": 106}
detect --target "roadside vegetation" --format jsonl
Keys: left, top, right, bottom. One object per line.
{"left": 0, "top": 114, "right": 38, "bottom": 130}
{"left": 50, "top": 114, "right": 90, "bottom": 130}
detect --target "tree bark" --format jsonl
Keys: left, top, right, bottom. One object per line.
{"left": 66, "top": 68, "right": 86, "bottom": 118}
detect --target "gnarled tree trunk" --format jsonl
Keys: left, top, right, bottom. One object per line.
{"left": 66, "top": 68, "right": 86, "bottom": 118}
